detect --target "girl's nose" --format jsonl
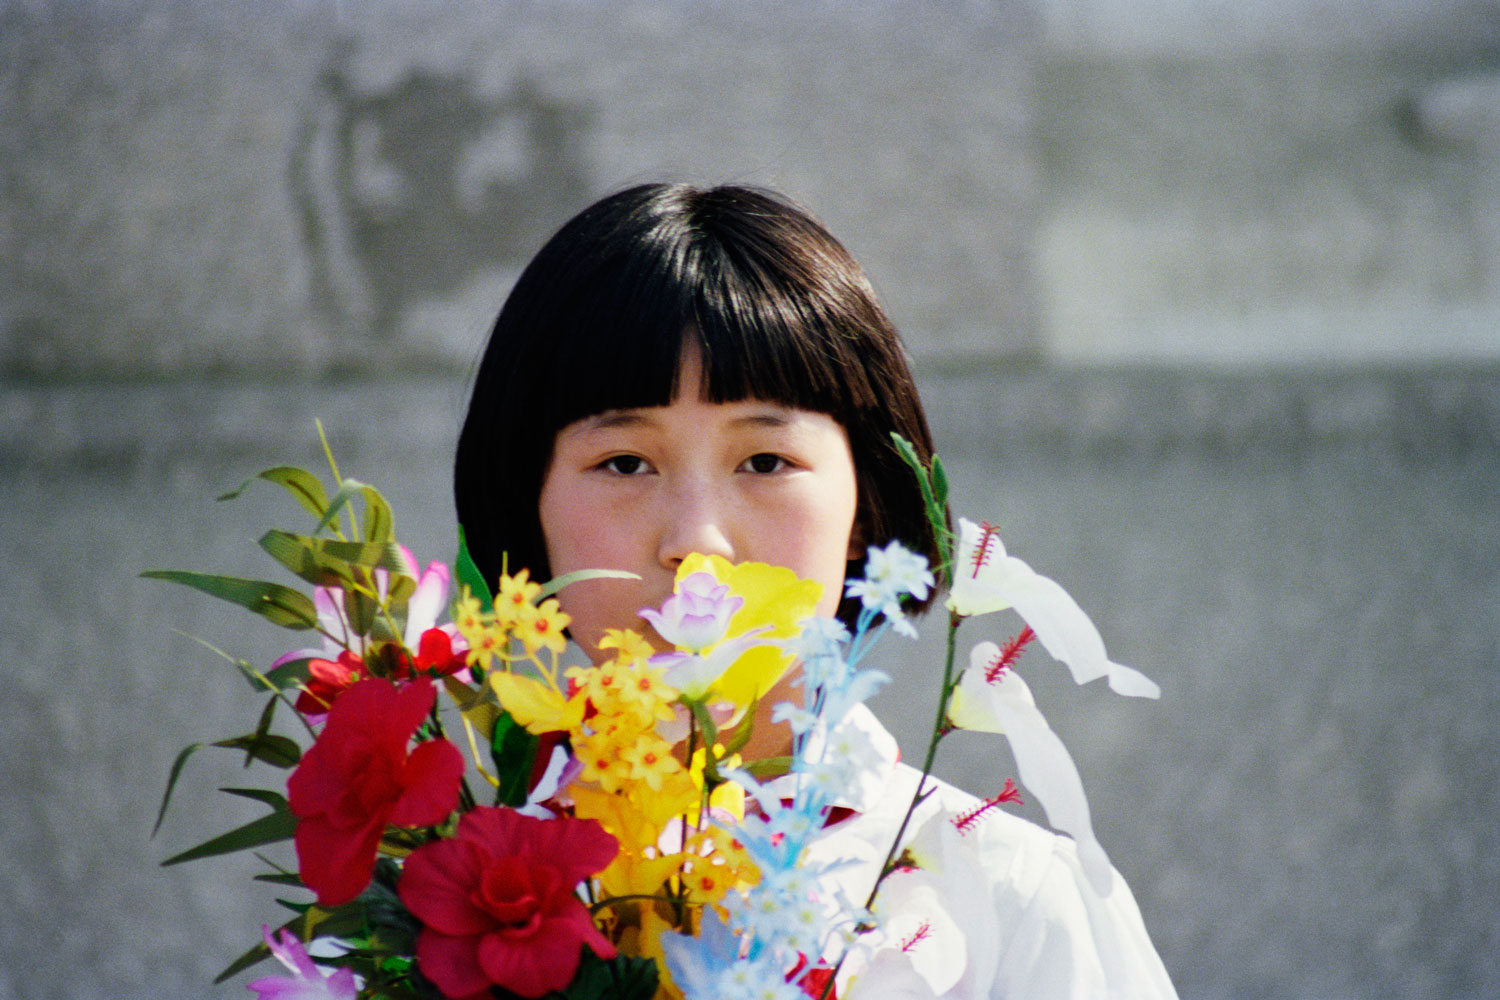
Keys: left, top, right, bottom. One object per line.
{"left": 656, "top": 488, "right": 735, "bottom": 569}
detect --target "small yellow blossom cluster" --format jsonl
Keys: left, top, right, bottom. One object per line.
{"left": 566, "top": 630, "right": 682, "bottom": 794}
{"left": 453, "top": 570, "right": 570, "bottom": 668}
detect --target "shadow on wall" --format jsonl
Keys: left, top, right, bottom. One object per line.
{"left": 288, "top": 40, "right": 596, "bottom": 341}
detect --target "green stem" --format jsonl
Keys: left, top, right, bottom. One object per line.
{"left": 862, "top": 608, "right": 961, "bottom": 911}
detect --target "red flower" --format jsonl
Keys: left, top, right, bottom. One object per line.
{"left": 294, "top": 650, "right": 367, "bottom": 717}
{"left": 394, "top": 628, "right": 469, "bottom": 680}
{"left": 398, "top": 808, "right": 619, "bottom": 999}
{"left": 288, "top": 677, "right": 463, "bottom": 905}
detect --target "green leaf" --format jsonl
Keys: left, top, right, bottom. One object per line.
{"left": 219, "top": 787, "right": 290, "bottom": 811}
{"left": 454, "top": 525, "right": 493, "bottom": 613}
{"left": 560, "top": 952, "right": 660, "bottom": 1000}
{"left": 721, "top": 695, "right": 760, "bottom": 757}
{"left": 161, "top": 803, "right": 296, "bottom": 866}
{"left": 260, "top": 530, "right": 411, "bottom": 582}
{"left": 218, "top": 466, "right": 331, "bottom": 521}
{"left": 490, "top": 712, "right": 540, "bottom": 808}
{"left": 140, "top": 570, "right": 319, "bottom": 630}
{"left": 931, "top": 453, "right": 950, "bottom": 511}
{"left": 314, "top": 478, "right": 395, "bottom": 543}
{"left": 252, "top": 872, "right": 305, "bottom": 887}
{"left": 537, "top": 567, "right": 641, "bottom": 600}
{"left": 343, "top": 585, "right": 379, "bottom": 636}
{"left": 743, "top": 755, "right": 793, "bottom": 780}
{"left": 213, "top": 733, "right": 301, "bottom": 769}
{"left": 153, "top": 742, "right": 204, "bottom": 837}
{"left": 263, "top": 655, "right": 312, "bottom": 691}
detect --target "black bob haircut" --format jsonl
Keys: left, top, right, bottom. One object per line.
{"left": 454, "top": 183, "right": 944, "bottom": 626}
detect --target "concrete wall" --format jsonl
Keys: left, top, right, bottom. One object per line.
{"left": 0, "top": 0, "right": 1041, "bottom": 375}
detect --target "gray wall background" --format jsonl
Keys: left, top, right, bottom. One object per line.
{"left": 3, "top": 1, "right": 1499, "bottom": 998}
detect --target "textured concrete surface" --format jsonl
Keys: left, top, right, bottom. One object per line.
{"left": 0, "top": 0, "right": 1040, "bottom": 375}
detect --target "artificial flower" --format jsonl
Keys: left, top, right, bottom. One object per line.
{"left": 652, "top": 555, "right": 822, "bottom": 708}
{"left": 489, "top": 670, "right": 585, "bottom": 734}
{"left": 640, "top": 571, "right": 744, "bottom": 651}
{"left": 947, "top": 640, "right": 1115, "bottom": 895}
{"left": 398, "top": 807, "right": 618, "bottom": 1000}
{"left": 400, "top": 549, "right": 451, "bottom": 645}
{"left": 493, "top": 568, "right": 543, "bottom": 627}
{"left": 287, "top": 677, "right": 464, "bottom": 905}
{"left": 946, "top": 518, "right": 1160, "bottom": 698}
{"left": 293, "top": 650, "right": 367, "bottom": 719}
{"left": 245, "top": 925, "right": 358, "bottom": 1000}
{"left": 843, "top": 540, "right": 934, "bottom": 638}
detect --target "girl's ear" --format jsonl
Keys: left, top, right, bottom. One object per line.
{"left": 845, "top": 517, "right": 867, "bottom": 562}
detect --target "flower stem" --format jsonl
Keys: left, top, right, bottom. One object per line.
{"left": 862, "top": 608, "right": 961, "bottom": 906}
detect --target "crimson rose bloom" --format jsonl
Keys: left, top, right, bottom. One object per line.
{"left": 288, "top": 676, "right": 463, "bottom": 905}
{"left": 398, "top": 807, "right": 619, "bottom": 999}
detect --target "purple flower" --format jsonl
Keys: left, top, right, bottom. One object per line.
{"left": 639, "top": 571, "right": 743, "bottom": 652}
{"left": 246, "top": 926, "right": 357, "bottom": 1000}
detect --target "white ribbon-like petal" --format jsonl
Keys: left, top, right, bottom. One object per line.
{"left": 948, "top": 642, "right": 1116, "bottom": 896}
{"left": 844, "top": 951, "right": 939, "bottom": 1000}
{"left": 947, "top": 518, "right": 1159, "bottom": 700}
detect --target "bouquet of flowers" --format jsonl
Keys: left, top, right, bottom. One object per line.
{"left": 148, "top": 431, "right": 1159, "bottom": 1000}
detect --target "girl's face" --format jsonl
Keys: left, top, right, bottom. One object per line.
{"left": 537, "top": 355, "right": 861, "bottom": 662}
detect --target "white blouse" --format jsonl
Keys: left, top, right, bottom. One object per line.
{"left": 796, "top": 704, "right": 1179, "bottom": 1000}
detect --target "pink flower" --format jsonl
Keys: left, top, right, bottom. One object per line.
{"left": 398, "top": 808, "right": 619, "bottom": 999}
{"left": 245, "top": 925, "right": 357, "bottom": 1000}
{"left": 288, "top": 677, "right": 464, "bottom": 905}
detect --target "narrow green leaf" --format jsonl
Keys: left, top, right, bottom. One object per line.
{"left": 360, "top": 484, "right": 394, "bottom": 544}
{"left": 161, "top": 805, "right": 296, "bottom": 866}
{"left": 252, "top": 872, "right": 305, "bottom": 887}
{"left": 454, "top": 525, "right": 493, "bottom": 613}
{"left": 141, "top": 571, "right": 319, "bottom": 630}
{"left": 217, "top": 466, "right": 331, "bottom": 521}
{"left": 490, "top": 712, "right": 540, "bottom": 808}
{"left": 721, "top": 696, "right": 760, "bottom": 757}
{"left": 742, "top": 755, "right": 793, "bottom": 779}
{"left": 213, "top": 927, "right": 279, "bottom": 981}
{"left": 219, "top": 787, "right": 290, "bottom": 811}
{"left": 153, "top": 742, "right": 204, "bottom": 837}
{"left": 263, "top": 656, "right": 312, "bottom": 691}
{"left": 931, "top": 453, "right": 950, "bottom": 510}
{"left": 213, "top": 733, "right": 302, "bottom": 769}
{"left": 538, "top": 567, "right": 641, "bottom": 600}
{"left": 312, "top": 478, "right": 394, "bottom": 543}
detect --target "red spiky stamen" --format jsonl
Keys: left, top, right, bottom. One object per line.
{"left": 953, "top": 778, "right": 1025, "bottom": 834}
{"left": 985, "top": 625, "right": 1035, "bottom": 684}
{"left": 901, "top": 921, "right": 933, "bottom": 953}
{"left": 968, "top": 521, "right": 1003, "bottom": 578}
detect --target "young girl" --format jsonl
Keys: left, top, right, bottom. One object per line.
{"left": 454, "top": 183, "right": 1178, "bottom": 997}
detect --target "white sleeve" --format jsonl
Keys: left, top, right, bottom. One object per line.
{"left": 979, "top": 815, "right": 1179, "bottom": 1000}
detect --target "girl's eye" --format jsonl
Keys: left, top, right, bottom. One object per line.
{"left": 741, "top": 453, "right": 788, "bottom": 474}
{"left": 600, "top": 455, "right": 650, "bottom": 475}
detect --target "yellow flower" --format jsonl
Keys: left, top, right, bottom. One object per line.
{"left": 493, "top": 569, "right": 543, "bottom": 627}
{"left": 598, "top": 627, "right": 655, "bottom": 665}
{"left": 619, "top": 732, "right": 683, "bottom": 793}
{"left": 676, "top": 554, "right": 823, "bottom": 708}
{"left": 489, "top": 670, "right": 585, "bottom": 734}
{"left": 517, "top": 597, "right": 570, "bottom": 655}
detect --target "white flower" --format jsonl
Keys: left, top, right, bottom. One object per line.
{"left": 846, "top": 541, "right": 934, "bottom": 638}
{"left": 947, "top": 641, "right": 1116, "bottom": 895}
{"left": 946, "top": 518, "right": 1159, "bottom": 699}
